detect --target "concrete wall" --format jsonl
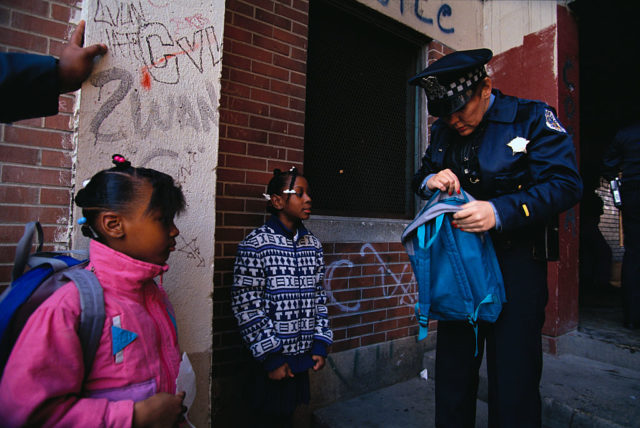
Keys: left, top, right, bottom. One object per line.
{"left": 74, "top": 1, "right": 225, "bottom": 426}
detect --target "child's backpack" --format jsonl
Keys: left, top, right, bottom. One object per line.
{"left": 0, "top": 221, "right": 104, "bottom": 377}
{"left": 401, "top": 190, "right": 506, "bottom": 355}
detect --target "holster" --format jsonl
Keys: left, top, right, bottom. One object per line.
{"left": 532, "top": 216, "right": 559, "bottom": 261}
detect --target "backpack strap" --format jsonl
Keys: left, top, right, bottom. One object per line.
{"left": 62, "top": 269, "right": 105, "bottom": 379}
{"left": 11, "top": 222, "right": 44, "bottom": 282}
{"left": 467, "top": 294, "right": 496, "bottom": 357}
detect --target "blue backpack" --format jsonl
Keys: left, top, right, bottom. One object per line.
{"left": 0, "top": 222, "right": 104, "bottom": 377}
{"left": 401, "top": 190, "right": 506, "bottom": 355}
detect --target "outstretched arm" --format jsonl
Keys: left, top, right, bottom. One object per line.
{"left": 57, "top": 20, "right": 108, "bottom": 93}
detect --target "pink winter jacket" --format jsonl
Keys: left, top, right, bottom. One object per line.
{"left": 0, "top": 240, "right": 181, "bottom": 427}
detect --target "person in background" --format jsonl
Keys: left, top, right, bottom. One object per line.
{"left": 0, "top": 20, "right": 107, "bottom": 123}
{"left": 602, "top": 121, "right": 640, "bottom": 329}
{"left": 0, "top": 155, "right": 187, "bottom": 427}
{"left": 232, "top": 167, "right": 333, "bottom": 427}
{"left": 410, "top": 49, "right": 582, "bottom": 427}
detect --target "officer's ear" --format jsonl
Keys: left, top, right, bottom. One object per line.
{"left": 480, "top": 77, "right": 492, "bottom": 100}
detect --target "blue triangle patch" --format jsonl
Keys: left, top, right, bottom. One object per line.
{"left": 111, "top": 326, "right": 138, "bottom": 355}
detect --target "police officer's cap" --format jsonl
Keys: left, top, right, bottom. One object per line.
{"left": 409, "top": 48, "right": 493, "bottom": 117}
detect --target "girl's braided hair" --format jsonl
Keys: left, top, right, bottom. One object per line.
{"left": 74, "top": 154, "right": 186, "bottom": 239}
{"left": 264, "top": 167, "right": 298, "bottom": 214}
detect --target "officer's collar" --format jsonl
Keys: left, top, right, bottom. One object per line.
{"left": 483, "top": 89, "right": 517, "bottom": 123}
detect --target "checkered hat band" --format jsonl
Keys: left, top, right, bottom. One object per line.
{"left": 440, "top": 67, "right": 486, "bottom": 99}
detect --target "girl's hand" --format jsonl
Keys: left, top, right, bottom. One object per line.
{"left": 452, "top": 201, "right": 496, "bottom": 232}
{"left": 427, "top": 169, "right": 460, "bottom": 195}
{"left": 133, "top": 391, "right": 186, "bottom": 428}
{"left": 312, "top": 355, "right": 326, "bottom": 371}
{"left": 268, "top": 363, "right": 294, "bottom": 380}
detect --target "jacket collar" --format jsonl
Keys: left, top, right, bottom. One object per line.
{"left": 483, "top": 89, "right": 517, "bottom": 123}
{"left": 89, "top": 239, "right": 168, "bottom": 292}
{"left": 266, "top": 216, "right": 309, "bottom": 241}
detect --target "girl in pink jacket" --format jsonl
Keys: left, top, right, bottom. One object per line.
{"left": 0, "top": 155, "right": 187, "bottom": 427}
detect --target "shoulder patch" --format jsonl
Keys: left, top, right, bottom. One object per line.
{"left": 545, "top": 109, "right": 566, "bottom": 133}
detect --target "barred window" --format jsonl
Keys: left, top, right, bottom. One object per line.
{"left": 304, "top": 0, "right": 428, "bottom": 219}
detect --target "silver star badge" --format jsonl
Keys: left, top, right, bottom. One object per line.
{"left": 507, "top": 137, "right": 529, "bottom": 155}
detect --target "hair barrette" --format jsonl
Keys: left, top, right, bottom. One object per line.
{"left": 112, "top": 153, "right": 131, "bottom": 168}
{"left": 262, "top": 193, "right": 271, "bottom": 201}
{"left": 282, "top": 189, "right": 296, "bottom": 194}
{"left": 82, "top": 179, "right": 91, "bottom": 188}
{"left": 77, "top": 217, "right": 87, "bottom": 225}
{"left": 289, "top": 166, "right": 296, "bottom": 172}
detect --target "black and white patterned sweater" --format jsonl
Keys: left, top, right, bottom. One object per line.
{"left": 232, "top": 216, "right": 333, "bottom": 372}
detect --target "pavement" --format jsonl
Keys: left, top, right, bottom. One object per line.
{"left": 313, "top": 306, "right": 640, "bottom": 428}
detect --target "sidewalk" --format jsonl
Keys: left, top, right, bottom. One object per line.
{"left": 313, "top": 329, "right": 640, "bottom": 428}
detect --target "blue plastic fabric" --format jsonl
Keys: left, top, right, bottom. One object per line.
{"left": 402, "top": 190, "right": 506, "bottom": 355}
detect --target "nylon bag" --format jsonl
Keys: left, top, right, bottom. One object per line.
{"left": 0, "top": 221, "right": 104, "bottom": 377}
{"left": 401, "top": 190, "right": 506, "bottom": 354}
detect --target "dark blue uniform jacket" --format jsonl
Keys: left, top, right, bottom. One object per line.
{"left": 414, "top": 89, "right": 582, "bottom": 235}
{"left": 0, "top": 53, "right": 60, "bottom": 123}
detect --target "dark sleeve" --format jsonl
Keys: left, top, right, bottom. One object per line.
{"left": 490, "top": 105, "right": 583, "bottom": 232}
{"left": 412, "top": 124, "right": 442, "bottom": 199}
{"left": 0, "top": 53, "right": 60, "bottom": 123}
{"left": 601, "top": 132, "right": 623, "bottom": 181}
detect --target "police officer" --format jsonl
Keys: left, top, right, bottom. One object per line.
{"left": 410, "top": 49, "right": 582, "bottom": 427}
{"left": 602, "top": 122, "right": 640, "bottom": 330}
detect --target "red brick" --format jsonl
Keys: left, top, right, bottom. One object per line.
{"left": 0, "top": 186, "right": 39, "bottom": 204}
{"left": 41, "top": 150, "right": 71, "bottom": 168}
{"left": 273, "top": 27, "right": 306, "bottom": 49}
{"left": 386, "top": 327, "right": 410, "bottom": 341}
{"left": 374, "top": 296, "right": 399, "bottom": 309}
{"left": 332, "top": 328, "right": 346, "bottom": 341}
{"left": 247, "top": 143, "right": 279, "bottom": 158}
{"left": 332, "top": 289, "right": 360, "bottom": 303}
{"left": 0, "top": 205, "right": 67, "bottom": 224}
{"left": 253, "top": 34, "right": 289, "bottom": 56}
{"left": 217, "top": 167, "right": 246, "bottom": 183}
{"left": 228, "top": 68, "right": 271, "bottom": 90}
{"left": 245, "top": 169, "right": 272, "bottom": 184}
{"left": 0, "top": 224, "right": 58, "bottom": 244}
{"left": 268, "top": 134, "right": 303, "bottom": 150}
{"left": 290, "top": 70, "right": 306, "bottom": 86}
{"left": 0, "top": 246, "right": 16, "bottom": 264}
{"left": 41, "top": 187, "right": 71, "bottom": 205}
{"left": 12, "top": 12, "right": 69, "bottom": 40}
{"left": 291, "top": 46, "right": 306, "bottom": 62}
{"left": 215, "top": 227, "right": 247, "bottom": 242}
{"left": 348, "top": 276, "right": 375, "bottom": 288}
{"left": 226, "top": 97, "right": 269, "bottom": 116}
{"left": 231, "top": 40, "right": 272, "bottom": 63}
{"left": 221, "top": 52, "right": 252, "bottom": 72}
{"left": 266, "top": 159, "right": 300, "bottom": 173}
{"left": 223, "top": 212, "right": 263, "bottom": 227}
{"left": 245, "top": 200, "right": 267, "bottom": 213}
{"left": 0, "top": 27, "right": 47, "bottom": 53}
{"left": 273, "top": 53, "right": 305, "bottom": 74}
{"left": 275, "top": 2, "right": 308, "bottom": 24}
{"left": 51, "top": 4, "right": 72, "bottom": 22}
{"left": 1, "top": 0, "right": 49, "bottom": 17}
{"left": 216, "top": 197, "right": 245, "bottom": 212}
{"left": 286, "top": 122, "right": 304, "bottom": 137}
{"left": 325, "top": 276, "right": 348, "bottom": 291}
{"left": 250, "top": 87, "right": 289, "bottom": 107}
{"left": 292, "top": 0, "right": 308, "bottom": 12}
{"left": 44, "top": 114, "right": 72, "bottom": 131}
{"left": 0, "top": 145, "right": 39, "bottom": 165}
{"left": 220, "top": 110, "right": 250, "bottom": 127}
{"left": 331, "top": 313, "right": 360, "bottom": 328}
{"left": 2, "top": 165, "right": 71, "bottom": 186}
{"left": 347, "top": 324, "right": 372, "bottom": 337}
{"left": 221, "top": 80, "right": 252, "bottom": 100}
{"left": 331, "top": 338, "right": 359, "bottom": 353}
{"left": 255, "top": 8, "right": 291, "bottom": 31}
{"left": 226, "top": 126, "right": 268, "bottom": 144}
{"left": 234, "top": 14, "right": 273, "bottom": 38}
{"left": 289, "top": 96, "right": 306, "bottom": 112}
{"left": 270, "top": 79, "right": 306, "bottom": 99}
{"left": 334, "top": 243, "right": 365, "bottom": 253}
{"left": 219, "top": 139, "right": 247, "bottom": 155}
{"left": 249, "top": 116, "right": 287, "bottom": 133}
{"left": 246, "top": 0, "right": 276, "bottom": 13}
{"left": 361, "top": 332, "right": 385, "bottom": 346}
{"left": 225, "top": 183, "right": 265, "bottom": 198}
{"left": 57, "top": 94, "right": 75, "bottom": 114}
{"left": 362, "top": 309, "right": 388, "bottom": 324}
{"left": 0, "top": 7, "right": 10, "bottom": 26}
{"left": 252, "top": 61, "right": 289, "bottom": 81}
{"left": 49, "top": 39, "right": 65, "bottom": 58}
{"left": 286, "top": 149, "right": 302, "bottom": 164}
{"left": 291, "top": 21, "right": 307, "bottom": 37}
{"left": 374, "top": 319, "right": 398, "bottom": 333}
{"left": 226, "top": 0, "right": 254, "bottom": 16}
{"left": 271, "top": 106, "right": 304, "bottom": 122}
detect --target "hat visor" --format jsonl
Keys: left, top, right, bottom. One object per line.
{"left": 426, "top": 92, "right": 470, "bottom": 117}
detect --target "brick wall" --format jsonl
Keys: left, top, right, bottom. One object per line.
{"left": 213, "top": 1, "right": 426, "bottom": 416}
{"left": 0, "top": 2, "right": 80, "bottom": 288}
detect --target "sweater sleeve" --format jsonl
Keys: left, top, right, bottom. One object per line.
{"left": 0, "top": 284, "right": 133, "bottom": 428}
{"left": 231, "top": 237, "right": 283, "bottom": 361}
{"left": 0, "top": 53, "right": 60, "bottom": 123}
{"left": 313, "top": 244, "right": 333, "bottom": 346}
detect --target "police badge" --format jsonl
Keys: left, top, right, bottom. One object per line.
{"left": 545, "top": 109, "right": 567, "bottom": 133}
{"left": 422, "top": 75, "right": 447, "bottom": 99}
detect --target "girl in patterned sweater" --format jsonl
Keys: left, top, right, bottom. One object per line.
{"left": 232, "top": 167, "right": 333, "bottom": 427}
